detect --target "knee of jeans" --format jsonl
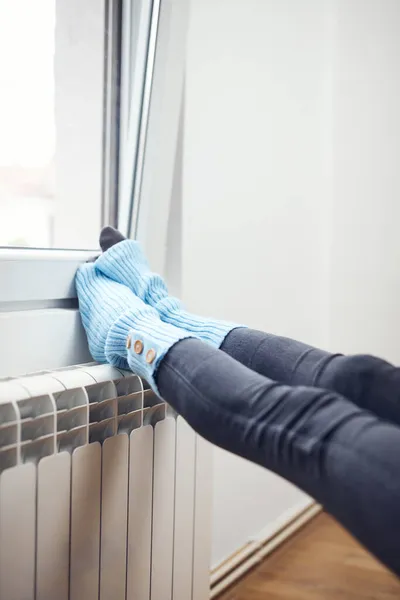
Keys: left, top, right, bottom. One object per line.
{"left": 323, "top": 354, "right": 388, "bottom": 399}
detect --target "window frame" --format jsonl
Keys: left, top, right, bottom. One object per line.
{"left": 129, "top": 0, "right": 189, "bottom": 276}
{"left": 101, "top": 0, "right": 124, "bottom": 229}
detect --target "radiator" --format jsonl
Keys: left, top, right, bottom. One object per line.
{"left": 0, "top": 363, "right": 211, "bottom": 600}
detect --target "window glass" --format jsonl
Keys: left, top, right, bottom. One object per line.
{"left": 0, "top": 0, "right": 117, "bottom": 249}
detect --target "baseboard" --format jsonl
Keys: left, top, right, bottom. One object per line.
{"left": 210, "top": 502, "right": 321, "bottom": 598}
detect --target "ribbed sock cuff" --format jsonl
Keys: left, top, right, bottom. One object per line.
{"left": 105, "top": 308, "right": 193, "bottom": 395}
{"left": 162, "top": 308, "right": 240, "bottom": 348}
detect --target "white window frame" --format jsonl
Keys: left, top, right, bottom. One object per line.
{"left": 118, "top": 0, "right": 189, "bottom": 276}
{"left": 0, "top": 0, "right": 189, "bottom": 377}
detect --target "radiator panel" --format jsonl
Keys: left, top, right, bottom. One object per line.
{"left": 192, "top": 436, "right": 213, "bottom": 600}
{"left": 70, "top": 442, "right": 102, "bottom": 600}
{"left": 100, "top": 434, "right": 129, "bottom": 600}
{"left": 151, "top": 418, "right": 176, "bottom": 600}
{"left": 0, "top": 365, "right": 210, "bottom": 600}
{"left": 37, "top": 452, "right": 71, "bottom": 600}
{"left": 173, "top": 417, "right": 196, "bottom": 600}
{"left": 127, "top": 425, "right": 153, "bottom": 600}
{"left": 0, "top": 463, "right": 36, "bottom": 600}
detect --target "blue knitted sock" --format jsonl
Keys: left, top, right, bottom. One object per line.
{"left": 76, "top": 263, "right": 193, "bottom": 394}
{"left": 95, "top": 240, "right": 242, "bottom": 347}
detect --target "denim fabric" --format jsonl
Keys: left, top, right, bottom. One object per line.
{"left": 221, "top": 328, "right": 400, "bottom": 427}
{"left": 156, "top": 337, "right": 400, "bottom": 577}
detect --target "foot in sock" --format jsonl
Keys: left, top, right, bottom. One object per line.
{"left": 76, "top": 263, "right": 193, "bottom": 394}
{"left": 94, "top": 226, "right": 243, "bottom": 348}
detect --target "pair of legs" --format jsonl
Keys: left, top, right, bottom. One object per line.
{"left": 78, "top": 228, "right": 400, "bottom": 576}
{"left": 156, "top": 328, "right": 400, "bottom": 576}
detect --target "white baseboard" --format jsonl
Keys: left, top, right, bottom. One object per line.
{"left": 210, "top": 502, "right": 321, "bottom": 598}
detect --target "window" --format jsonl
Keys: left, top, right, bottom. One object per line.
{"left": 0, "top": 0, "right": 188, "bottom": 375}
{"left": 0, "top": 1, "right": 56, "bottom": 247}
{"left": 0, "top": 0, "right": 186, "bottom": 254}
{"left": 0, "top": 0, "right": 116, "bottom": 249}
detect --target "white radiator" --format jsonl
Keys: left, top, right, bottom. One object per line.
{"left": 0, "top": 363, "right": 211, "bottom": 600}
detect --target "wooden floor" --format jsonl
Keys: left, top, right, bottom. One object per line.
{"left": 219, "top": 514, "right": 400, "bottom": 600}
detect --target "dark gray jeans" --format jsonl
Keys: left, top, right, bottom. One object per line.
{"left": 156, "top": 328, "right": 400, "bottom": 577}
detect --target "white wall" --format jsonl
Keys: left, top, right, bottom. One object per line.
{"left": 184, "top": 0, "right": 331, "bottom": 566}
{"left": 183, "top": 0, "right": 400, "bottom": 567}
{"left": 330, "top": 0, "right": 400, "bottom": 363}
